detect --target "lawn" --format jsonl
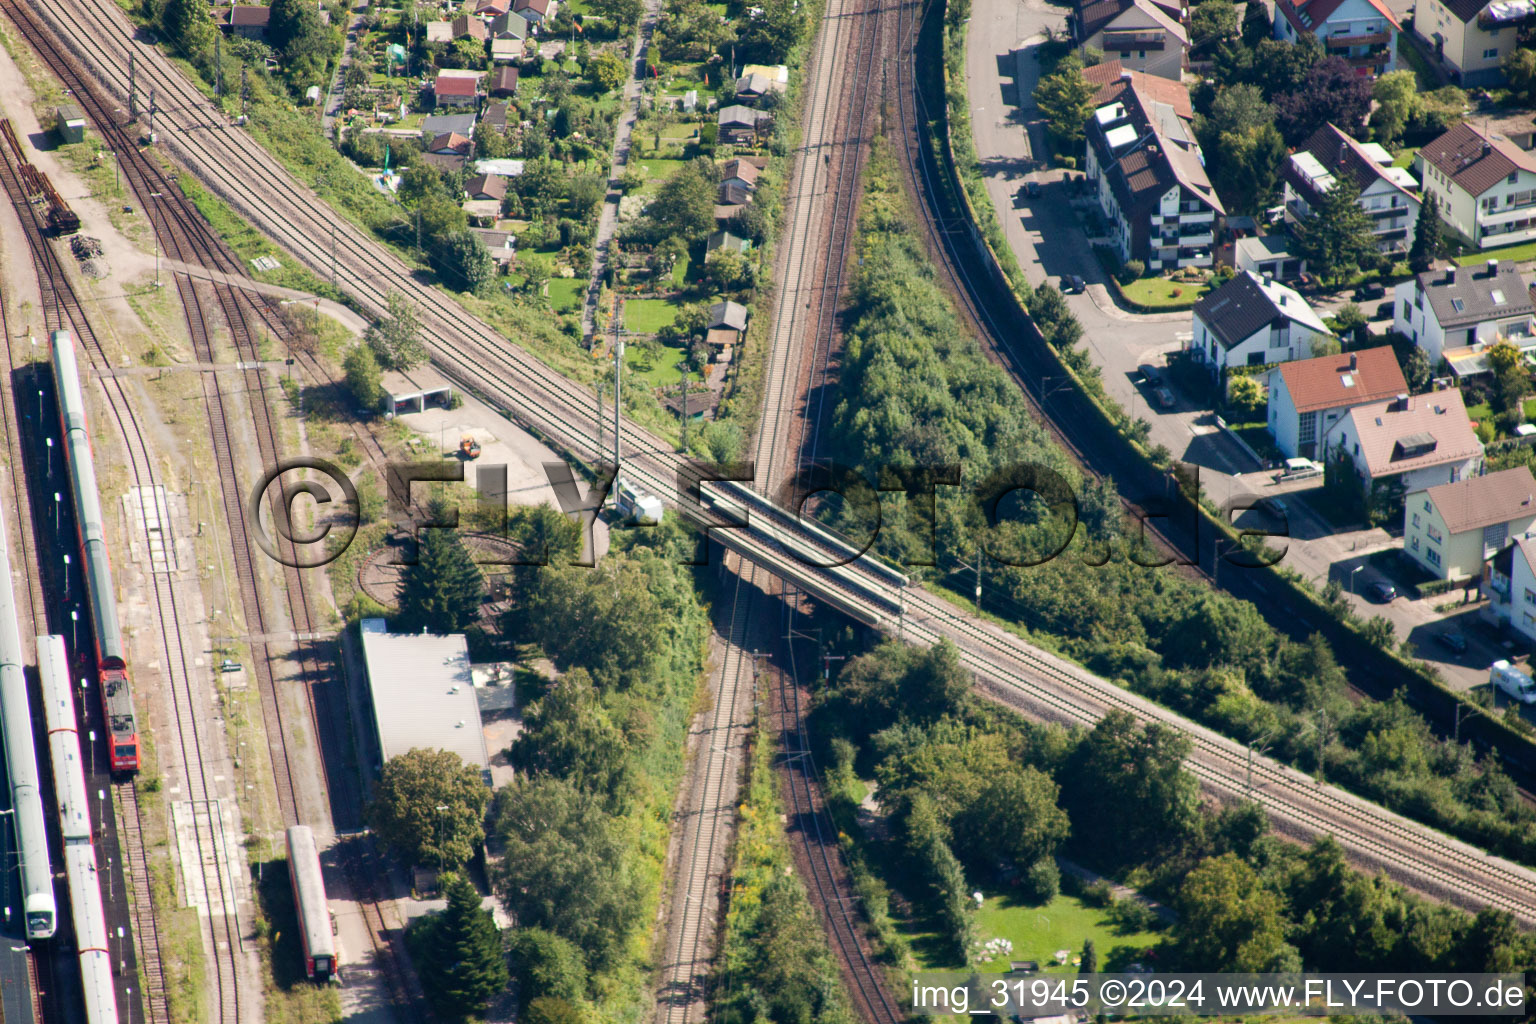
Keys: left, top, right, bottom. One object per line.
{"left": 622, "top": 296, "right": 683, "bottom": 333}
{"left": 633, "top": 156, "right": 688, "bottom": 186}
{"left": 624, "top": 338, "right": 703, "bottom": 388}
{"left": 1392, "top": 146, "right": 1419, "bottom": 170}
{"left": 1465, "top": 397, "right": 1536, "bottom": 435}
{"left": 1456, "top": 240, "right": 1536, "bottom": 266}
{"left": 902, "top": 891, "right": 1166, "bottom": 975}
{"left": 547, "top": 276, "right": 586, "bottom": 314}
{"left": 1120, "top": 276, "right": 1212, "bottom": 309}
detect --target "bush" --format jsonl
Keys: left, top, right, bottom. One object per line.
{"left": 1118, "top": 259, "right": 1144, "bottom": 284}
{"left": 1020, "top": 857, "right": 1060, "bottom": 904}
{"left": 1107, "top": 897, "right": 1160, "bottom": 932}
{"left": 1082, "top": 880, "right": 1115, "bottom": 907}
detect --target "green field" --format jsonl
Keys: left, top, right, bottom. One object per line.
{"left": 547, "top": 276, "right": 587, "bottom": 314}
{"left": 1456, "top": 240, "right": 1536, "bottom": 266}
{"left": 1120, "top": 277, "right": 1211, "bottom": 309}
{"left": 621, "top": 297, "right": 682, "bottom": 333}
{"left": 1393, "top": 146, "right": 1419, "bottom": 169}
{"left": 624, "top": 339, "right": 703, "bottom": 388}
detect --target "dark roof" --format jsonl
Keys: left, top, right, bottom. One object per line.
{"left": 1193, "top": 272, "right": 1308, "bottom": 349}
{"left": 466, "top": 173, "right": 507, "bottom": 200}
{"left": 1085, "top": 75, "right": 1221, "bottom": 226}
{"left": 717, "top": 182, "right": 753, "bottom": 206}
{"left": 1415, "top": 260, "right": 1535, "bottom": 329}
{"left": 1074, "top": 0, "right": 1187, "bottom": 42}
{"left": 661, "top": 391, "right": 714, "bottom": 417}
{"left": 717, "top": 105, "right": 762, "bottom": 127}
{"left": 1277, "top": 346, "right": 1407, "bottom": 414}
{"left": 491, "top": 11, "right": 529, "bottom": 35}
{"left": 706, "top": 230, "right": 749, "bottom": 253}
{"left": 707, "top": 301, "right": 749, "bottom": 331}
{"left": 1437, "top": 0, "right": 1490, "bottom": 22}
{"left": 721, "top": 158, "right": 761, "bottom": 186}
{"left": 483, "top": 101, "right": 510, "bottom": 128}
{"left": 1420, "top": 121, "right": 1536, "bottom": 197}
{"left": 1285, "top": 123, "right": 1414, "bottom": 209}
{"left": 1423, "top": 465, "right": 1536, "bottom": 534}
{"left": 229, "top": 5, "right": 270, "bottom": 27}
{"left": 452, "top": 14, "right": 487, "bottom": 38}
{"left": 423, "top": 152, "right": 467, "bottom": 173}
{"left": 422, "top": 112, "right": 477, "bottom": 136}
{"left": 491, "top": 66, "right": 520, "bottom": 94}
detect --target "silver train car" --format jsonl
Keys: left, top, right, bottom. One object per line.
{"left": 50, "top": 331, "right": 138, "bottom": 773}
{"left": 41, "top": 633, "right": 120, "bottom": 1024}
{"left": 286, "top": 825, "right": 337, "bottom": 981}
{"left": 0, "top": 498, "right": 55, "bottom": 940}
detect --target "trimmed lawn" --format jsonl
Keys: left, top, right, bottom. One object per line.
{"left": 1393, "top": 146, "right": 1419, "bottom": 170}
{"left": 1456, "top": 240, "right": 1536, "bottom": 266}
{"left": 624, "top": 338, "right": 704, "bottom": 388}
{"left": 1466, "top": 398, "right": 1536, "bottom": 435}
{"left": 1120, "top": 277, "right": 1212, "bottom": 309}
{"left": 634, "top": 156, "right": 688, "bottom": 183}
{"left": 622, "top": 297, "right": 682, "bottom": 333}
{"left": 547, "top": 276, "right": 586, "bottom": 314}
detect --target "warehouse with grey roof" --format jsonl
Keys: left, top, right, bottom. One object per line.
{"left": 358, "top": 619, "right": 491, "bottom": 778}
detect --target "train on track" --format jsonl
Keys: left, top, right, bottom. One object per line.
{"left": 51, "top": 330, "right": 139, "bottom": 773}
{"left": 40, "top": 633, "right": 121, "bottom": 1024}
{"left": 0, "top": 119, "right": 80, "bottom": 235}
{"left": 0, "top": 501, "right": 56, "bottom": 940}
{"left": 286, "top": 825, "right": 338, "bottom": 981}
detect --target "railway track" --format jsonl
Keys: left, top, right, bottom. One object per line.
{"left": 31, "top": 0, "right": 1536, "bottom": 929}
{"left": 1, "top": 15, "right": 430, "bottom": 1021}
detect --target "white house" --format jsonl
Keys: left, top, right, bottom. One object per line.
{"left": 1417, "top": 122, "right": 1536, "bottom": 249}
{"left": 1273, "top": 0, "right": 1399, "bottom": 77}
{"left": 1322, "top": 389, "right": 1483, "bottom": 491}
{"left": 1188, "top": 271, "right": 1333, "bottom": 377}
{"left": 1415, "top": 0, "right": 1521, "bottom": 87}
{"left": 1283, "top": 124, "right": 1420, "bottom": 254}
{"left": 1266, "top": 346, "right": 1408, "bottom": 459}
{"left": 1391, "top": 259, "right": 1536, "bottom": 367}
{"left": 1071, "top": 0, "right": 1189, "bottom": 81}
{"left": 1486, "top": 534, "right": 1536, "bottom": 640}
{"left": 1081, "top": 68, "right": 1223, "bottom": 271}
{"left": 1404, "top": 466, "right": 1536, "bottom": 579}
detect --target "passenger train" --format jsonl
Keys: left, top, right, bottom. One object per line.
{"left": 286, "top": 825, "right": 338, "bottom": 981}
{"left": 51, "top": 330, "right": 138, "bottom": 773}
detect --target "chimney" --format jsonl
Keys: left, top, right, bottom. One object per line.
{"left": 1447, "top": 266, "right": 1458, "bottom": 284}
{"left": 1279, "top": 293, "right": 1287, "bottom": 306}
{"left": 1394, "top": 392, "right": 1410, "bottom": 411}
{"left": 1489, "top": 258, "right": 1500, "bottom": 276}
{"left": 1349, "top": 352, "right": 1358, "bottom": 370}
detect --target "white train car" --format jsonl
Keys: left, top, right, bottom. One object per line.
{"left": 0, "top": 501, "right": 54, "bottom": 940}
{"left": 41, "top": 634, "right": 120, "bottom": 1024}
{"left": 286, "top": 825, "right": 337, "bottom": 981}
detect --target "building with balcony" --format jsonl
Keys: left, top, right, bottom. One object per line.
{"left": 1405, "top": 466, "right": 1536, "bottom": 580}
{"left": 1283, "top": 124, "right": 1420, "bottom": 254}
{"left": 1415, "top": 0, "right": 1529, "bottom": 86}
{"left": 1273, "top": 0, "right": 1399, "bottom": 76}
{"left": 1188, "top": 271, "right": 1333, "bottom": 377}
{"left": 1071, "top": 0, "right": 1189, "bottom": 80}
{"left": 1417, "top": 122, "right": 1536, "bottom": 248}
{"left": 1392, "top": 259, "right": 1536, "bottom": 367}
{"left": 1322, "top": 390, "right": 1483, "bottom": 491}
{"left": 1083, "top": 72, "right": 1222, "bottom": 270}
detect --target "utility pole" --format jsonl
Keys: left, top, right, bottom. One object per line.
{"left": 613, "top": 299, "right": 624, "bottom": 479}
{"left": 241, "top": 65, "right": 249, "bottom": 121}
{"left": 148, "top": 86, "right": 156, "bottom": 142}
{"left": 128, "top": 51, "right": 137, "bottom": 121}
{"left": 331, "top": 222, "right": 337, "bottom": 286}
{"left": 680, "top": 360, "right": 688, "bottom": 451}
{"left": 955, "top": 550, "right": 983, "bottom": 616}
{"left": 596, "top": 379, "right": 605, "bottom": 463}
{"left": 214, "top": 31, "right": 222, "bottom": 99}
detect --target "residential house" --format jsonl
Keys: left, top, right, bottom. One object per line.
{"left": 1272, "top": 0, "right": 1399, "bottom": 76}
{"left": 491, "top": 37, "right": 525, "bottom": 61}
{"left": 489, "top": 10, "right": 529, "bottom": 37}
{"left": 1485, "top": 535, "right": 1536, "bottom": 639}
{"left": 465, "top": 173, "right": 508, "bottom": 201}
{"left": 707, "top": 230, "right": 750, "bottom": 254}
{"left": 708, "top": 301, "right": 749, "bottom": 332}
{"left": 1414, "top": 0, "right": 1521, "bottom": 86}
{"left": 720, "top": 158, "right": 761, "bottom": 191}
{"left": 1283, "top": 123, "right": 1420, "bottom": 254}
{"left": 1405, "top": 466, "right": 1536, "bottom": 578}
{"left": 1188, "top": 270, "right": 1334, "bottom": 376}
{"left": 482, "top": 102, "right": 511, "bottom": 133}
{"left": 1234, "top": 235, "right": 1306, "bottom": 281}
{"left": 1082, "top": 70, "right": 1223, "bottom": 271}
{"left": 471, "top": 228, "right": 517, "bottom": 266}
{"left": 429, "top": 131, "right": 473, "bottom": 155}
{"left": 1070, "top": 0, "right": 1189, "bottom": 81}
{"left": 490, "top": 66, "right": 520, "bottom": 97}
{"left": 735, "top": 72, "right": 785, "bottom": 100}
{"left": 423, "top": 152, "right": 468, "bottom": 173}
{"left": 452, "top": 14, "right": 488, "bottom": 40}
{"left": 1266, "top": 346, "right": 1408, "bottom": 459}
{"left": 717, "top": 105, "right": 767, "bottom": 145}
{"left": 228, "top": 5, "right": 271, "bottom": 39}
{"left": 425, "top": 20, "right": 453, "bottom": 42}
{"left": 1322, "top": 390, "right": 1483, "bottom": 492}
{"left": 432, "top": 70, "right": 480, "bottom": 108}
{"left": 1391, "top": 259, "right": 1536, "bottom": 367}
{"left": 422, "top": 112, "right": 478, "bottom": 137}
{"left": 1417, "top": 122, "right": 1536, "bottom": 249}
{"left": 474, "top": 0, "right": 513, "bottom": 17}
{"left": 514, "top": 0, "right": 555, "bottom": 24}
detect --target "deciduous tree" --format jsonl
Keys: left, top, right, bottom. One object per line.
{"left": 1274, "top": 56, "right": 1372, "bottom": 144}
{"left": 1177, "top": 854, "right": 1297, "bottom": 970}
{"left": 506, "top": 928, "right": 589, "bottom": 1009}
{"left": 586, "top": 51, "right": 627, "bottom": 92}
{"left": 1371, "top": 70, "right": 1419, "bottom": 149}
{"left": 440, "top": 229, "right": 496, "bottom": 297}
{"left": 367, "top": 748, "right": 491, "bottom": 869}
{"left": 366, "top": 291, "right": 428, "bottom": 370}
{"left": 509, "top": 669, "right": 631, "bottom": 802}
{"left": 1062, "top": 711, "right": 1201, "bottom": 867}
{"left": 343, "top": 343, "right": 384, "bottom": 411}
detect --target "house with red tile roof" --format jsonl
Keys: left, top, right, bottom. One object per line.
{"left": 1416, "top": 122, "right": 1536, "bottom": 249}
{"left": 1273, "top": 0, "right": 1400, "bottom": 77}
{"left": 433, "top": 70, "right": 480, "bottom": 108}
{"left": 1322, "top": 389, "right": 1483, "bottom": 492}
{"left": 1405, "top": 466, "right": 1536, "bottom": 578}
{"left": 1266, "top": 346, "right": 1407, "bottom": 459}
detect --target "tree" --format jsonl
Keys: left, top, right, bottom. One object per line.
{"left": 494, "top": 775, "right": 645, "bottom": 966}
{"left": 587, "top": 0, "right": 644, "bottom": 29}
{"left": 526, "top": 998, "right": 584, "bottom": 1024}
{"left": 1487, "top": 339, "right": 1531, "bottom": 415}
{"left": 1503, "top": 47, "right": 1536, "bottom": 105}
{"left": 511, "top": 556, "right": 672, "bottom": 689}
{"left": 655, "top": 0, "right": 732, "bottom": 60}
{"left": 440, "top": 229, "right": 496, "bottom": 296}
{"left": 162, "top": 0, "right": 216, "bottom": 62}
{"left": 1331, "top": 301, "right": 1368, "bottom": 346}
{"left": 586, "top": 51, "right": 627, "bottom": 92}
{"left": 396, "top": 511, "right": 485, "bottom": 633}
{"left": 1080, "top": 938, "right": 1098, "bottom": 975}
{"left": 1402, "top": 344, "right": 1433, "bottom": 394}
{"left": 1177, "top": 854, "right": 1296, "bottom": 971}
{"left": 366, "top": 291, "right": 428, "bottom": 370}
{"left": 1034, "top": 55, "right": 1096, "bottom": 152}
{"left": 343, "top": 343, "right": 384, "bottom": 411}
{"left": 1408, "top": 192, "right": 1446, "bottom": 274}
{"left": 1274, "top": 56, "right": 1373, "bottom": 144}
{"left": 738, "top": 0, "right": 808, "bottom": 63}
{"left": 509, "top": 669, "right": 631, "bottom": 802}
{"left": 367, "top": 748, "right": 492, "bottom": 869}
{"left": 1227, "top": 374, "right": 1264, "bottom": 419}
{"left": 1240, "top": 0, "right": 1270, "bottom": 47}
{"left": 506, "top": 928, "right": 588, "bottom": 1010}
{"left": 1204, "top": 83, "right": 1273, "bottom": 139}
{"left": 1211, "top": 123, "right": 1285, "bottom": 213}
{"left": 269, "top": 0, "right": 333, "bottom": 83}
{"left": 408, "top": 873, "right": 509, "bottom": 1020}
{"left": 1371, "top": 70, "right": 1419, "bottom": 149}
{"left": 904, "top": 794, "right": 978, "bottom": 959}
{"left": 1251, "top": 34, "right": 1324, "bottom": 99}
{"left": 950, "top": 767, "right": 1070, "bottom": 874}
{"left": 1290, "top": 173, "right": 1377, "bottom": 286}
{"left": 1190, "top": 0, "right": 1238, "bottom": 51}
{"left": 703, "top": 247, "right": 752, "bottom": 290}
{"left": 473, "top": 120, "right": 512, "bottom": 160}
{"left": 643, "top": 157, "right": 718, "bottom": 243}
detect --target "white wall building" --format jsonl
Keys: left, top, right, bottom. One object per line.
{"left": 1188, "top": 271, "right": 1333, "bottom": 376}
{"left": 1391, "top": 259, "right": 1536, "bottom": 367}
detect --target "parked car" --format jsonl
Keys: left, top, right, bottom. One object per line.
{"left": 1354, "top": 282, "right": 1386, "bottom": 301}
{"left": 1436, "top": 631, "right": 1469, "bottom": 654}
{"left": 1368, "top": 580, "right": 1397, "bottom": 603}
{"left": 1375, "top": 300, "right": 1395, "bottom": 320}
{"left": 1061, "top": 274, "right": 1086, "bottom": 294}
{"left": 1152, "top": 386, "right": 1176, "bottom": 409}
{"left": 1138, "top": 363, "right": 1164, "bottom": 386}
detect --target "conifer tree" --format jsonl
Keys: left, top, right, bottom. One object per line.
{"left": 416, "top": 873, "right": 509, "bottom": 1019}
{"left": 396, "top": 504, "right": 483, "bottom": 633}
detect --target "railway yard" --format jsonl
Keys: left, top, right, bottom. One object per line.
{"left": 0, "top": 0, "right": 1533, "bottom": 1022}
